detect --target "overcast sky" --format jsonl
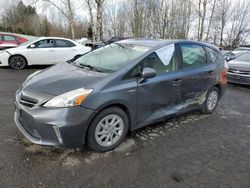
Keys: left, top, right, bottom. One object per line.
{"left": 0, "top": 0, "right": 246, "bottom": 23}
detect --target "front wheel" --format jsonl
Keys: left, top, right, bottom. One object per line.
{"left": 87, "top": 107, "right": 129, "bottom": 152}
{"left": 202, "top": 87, "right": 219, "bottom": 114}
{"left": 9, "top": 55, "right": 27, "bottom": 70}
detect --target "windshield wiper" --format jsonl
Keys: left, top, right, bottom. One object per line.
{"left": 79, "top": 63, "right": 104, "bottom": 73}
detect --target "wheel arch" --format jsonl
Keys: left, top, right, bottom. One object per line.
{"left": 8, "top": 54, "right": 28, "bottom": 65}
{"left": 84, "top": 103, "right": 132, "bottom": 144}
{"left": 214, "top": 84, "right": 222, "bottom": 99}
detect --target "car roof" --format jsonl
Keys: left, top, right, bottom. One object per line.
{"left": 32, "top": 37, "right": 79, "bottom": 45}
{"left": 0, "top": 32, "right": 35, "bottom": 40}
{"left": 37, "top": 37, "right": 74, "bottom": 41}
{"left": 117, "top": 38, "right": 219, "bottom": 51}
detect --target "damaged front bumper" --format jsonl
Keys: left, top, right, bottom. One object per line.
{"left": 0, "top": 51, "right": 11, "bottom": 66}
{"left": 14, "top": 100, "right": 97, "bottom": 148}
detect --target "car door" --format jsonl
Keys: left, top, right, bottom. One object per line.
{"left": 54, "top": 39, "right": 77, "bottom": 63}
{"left": 26, "top": 39, "right": 56, "bottom": 65}
{"left": 135, "top": 43, "right": 183, "bottom": 127}
{"left": 179, "top": 43, "right": 217, "bottom": 108}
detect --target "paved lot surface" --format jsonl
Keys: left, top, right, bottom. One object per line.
{"left": 0, "top": 66, "right": 250, "bottom": 188}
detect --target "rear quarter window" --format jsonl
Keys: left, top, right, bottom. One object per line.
{"left": 55, "top": 39, "right": 75, "bottom": 48}
{"left": 205, "top": 47, "right": 219, "bottom": 63}
{"left": 4, "top": 35, "right": 16, "bottom": 41}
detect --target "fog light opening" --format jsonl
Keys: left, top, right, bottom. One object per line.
{"left": 53, "top": 126, "right": 63, "bottom": 144}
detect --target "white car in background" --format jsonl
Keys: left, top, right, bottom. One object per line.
{"left": 0, "top": 37, "right": 91, "bottom": 69}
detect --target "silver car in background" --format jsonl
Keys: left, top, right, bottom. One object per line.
{"left": 227, "top": 51, "right": 250, "bottom": 85}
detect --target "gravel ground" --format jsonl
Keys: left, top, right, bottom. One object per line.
{"left": 0, "top": 66, "right": 250, "bottom": 188}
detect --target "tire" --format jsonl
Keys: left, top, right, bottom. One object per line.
{"left": 9, "top": 55, "right": 27, "bottom": 70}
{"left": 87, "top": 107, "right": 129, "bottom": 152}
{"left": 201, "top": 87, "right": 220, "bottom": 114}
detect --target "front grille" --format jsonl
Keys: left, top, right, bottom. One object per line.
{"left": 228, "top": 68, "right": 250, "bottom": 75}
{"left": 19, "top": 99, "right": 36, "bottom": 107}
{"left": 18, "top": 94, "right": 38, "bottom": 108}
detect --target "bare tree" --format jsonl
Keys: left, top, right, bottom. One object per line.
{"left": 1, "top": 0, "right": 250, "bottom": 47}
{"left": 227, "top": 0, "right": 250, "bottom": 47}
{"left": 95, "top": 0, "right": 105, "bottom": 41}
{"left": 33, "top": 0, "right": 76, "bottom": 39}
{"left": 205, "top": 0, "right": 216, "bottom": 41}
{"left": 215, "top": 0, "right": 231, "bottom": 46}
{"left": 85, "top": 0, "right": 95, "bottom": 40}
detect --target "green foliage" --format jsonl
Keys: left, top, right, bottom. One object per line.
{"left": 0, "top": 1, "right": 88, "bottom": 39}
{"left": 0, "top": 1, "right": 38, "bottom": 35}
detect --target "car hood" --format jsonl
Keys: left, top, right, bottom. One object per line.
{"left": 5, "top": 45, "right": 26, "bottom": 54}
{"left": 21, "top": 62, "right": 108, "bottom": 97}
{"left": 228, "top": 60, "right": 250, "bottom": 71}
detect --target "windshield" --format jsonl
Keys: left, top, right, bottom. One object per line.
{"left": 235, "top": 52, "right": 250, "bottom": 62}
{"left": 19, "top": 38, "right": 38, "bottom": 46}
{"left": 74, "top": 43, "right": 151, "bottom": 72}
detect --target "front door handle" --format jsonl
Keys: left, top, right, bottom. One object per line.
{"left": 172, "top": 79, "right": 182, "bottom": 86}
{"left": 208, "top": 70, "right": 215, "bottom": 76}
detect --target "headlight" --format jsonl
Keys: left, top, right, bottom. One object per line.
{"left": 43, "top": 88, "right": 94, "bottom": 108}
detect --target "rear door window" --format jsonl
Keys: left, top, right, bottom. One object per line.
{"left": 180, "top": 44, "right": 207, "bottom": 68}
{"left": 55, "top": 39, "right": 75, "bottom": 48}
{"left": 205, "top": 47, "right": 219, "bottom": 63}
{"left": 4, "top": 35, "right": 16, "bottom": 41}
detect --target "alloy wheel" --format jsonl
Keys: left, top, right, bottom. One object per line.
{"left": 207, "top": 90, "right": 218, "bottom": 111}
{"left": 95, "top": 114, "right": 124, "bottom": 147}
{"left": 10, "top": 56, "right": 26, "bottom": 70}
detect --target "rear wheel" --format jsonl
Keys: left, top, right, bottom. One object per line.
{"left": 87, "top": 107, "right": 129, "bottom": 152}
{"left": 202, "top": 87, "right": 219, "bottom": 114}
{"left": 9, "top": 55, "right": 27, "bottom": 70}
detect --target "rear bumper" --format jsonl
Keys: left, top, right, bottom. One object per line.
{"left": 14, "top": 102, "right": 97, "bottom": 148}
{"left": 227, "top": 72, "right": 250, "bottom": 85}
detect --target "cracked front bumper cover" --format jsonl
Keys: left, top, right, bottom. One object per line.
{"left": 0, "top": 51, "right": 11, "bottom": 66}
{"left": 14, "top": 101, "right": 97, "bottom": 148}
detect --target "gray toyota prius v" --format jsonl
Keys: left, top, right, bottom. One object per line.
{"left": 14, "top": 39, "right": 227, "bottom": 151}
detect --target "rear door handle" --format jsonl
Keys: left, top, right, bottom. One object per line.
{"left": 172, "top": 79, "right": 182, "bottom": 86}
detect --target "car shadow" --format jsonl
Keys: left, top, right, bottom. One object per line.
{"left": 0, "top": 65, "right": 52, "bottom": 71}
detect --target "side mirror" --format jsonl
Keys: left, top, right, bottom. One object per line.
{"left": 141, "top": 67, "right": 157, "bottom": 79}
{"left": 29, "top": 44, "right": 36, "bottom": 48}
